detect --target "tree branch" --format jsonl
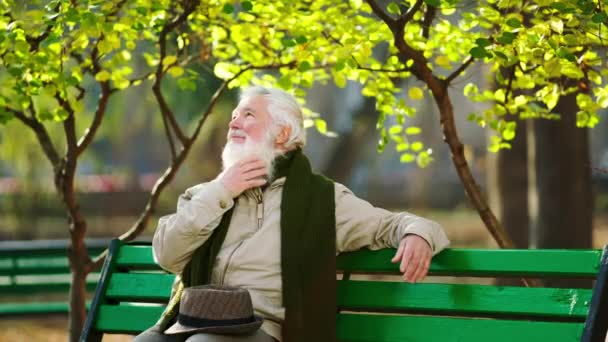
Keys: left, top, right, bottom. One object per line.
{"left": 152, "top": 7, "right": 197, "bottom": 148}
{"left": 75, "top": 38, "right": 112, "bottom": 156}
{"left": 24, "top": 3, "right": 60, "bottom": 52}
{"left": 422, "top": 4, "right": 437, "bottom": 39}
{"left": 352, "top": 57, "right": 411, "bottom": 74}
{"left": 6, "top": 106, "right": 61, "bottom": 168}
{"left": 396, "top": 0, "right": 423, "bottom": 27}
{"left": 445, "top": 56, "right": 475, "bottom": 84}
{"left": 365, "top": 0, "right": 396, "bottom": 26}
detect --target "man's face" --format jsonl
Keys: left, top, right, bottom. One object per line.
{"left": 228, "top": 95, "right": 273, "bottom": 145}
{"left": 222, "top": 95, "right": 278, "bottom": 176}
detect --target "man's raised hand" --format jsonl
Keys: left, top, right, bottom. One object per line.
{"left": 218, "top": 156, "right": 267, "bottom": 198}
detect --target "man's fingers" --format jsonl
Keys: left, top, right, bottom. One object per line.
{"left": 391, "top": 241, "right": 405, "bottom": 263}
{"left": 242, "top": 168, "right": 268, "bottom": 181}
{"left": 403, "top": 255, "right": 420, "bottom": 281}
{"left": 412, "top": 255, "right": 430, "bottom": 282}
{"left": 400, "top": 247, "right": 414, "bottom": 273}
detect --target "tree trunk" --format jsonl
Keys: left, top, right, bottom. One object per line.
{"left": 68, "top": 263, "right": 88, "bottom": 342}
{"left": 324, "top": 96, "right": 377, "bottom": 183}
{"left": 489, "top": 117, "right": 530, "bottom": 286}
{"left": 497, "top": 118, "right": 530, "bottom": 248}
{"left": 533, "top": 92, "right": 593, "bottom": 288}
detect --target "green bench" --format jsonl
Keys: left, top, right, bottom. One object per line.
{"left": 0, "top": 239, "right": 108, "bottom": 315}
{"left": 81, "top": 239, "right": 608, "bottom": 342}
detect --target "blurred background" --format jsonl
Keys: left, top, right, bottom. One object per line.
{"left": 1, "top": 62, "right": 607, "bottom": 247}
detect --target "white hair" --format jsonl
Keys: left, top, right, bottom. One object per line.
{"left": 240, "top": 86, "right": 306, "bottom": 150}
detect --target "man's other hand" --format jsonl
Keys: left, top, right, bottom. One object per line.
{"left": 391, "top": 234, "right": 432, "bottom": 283}
{"left": 218, "top": 156, "right": 267, "bottom": 198}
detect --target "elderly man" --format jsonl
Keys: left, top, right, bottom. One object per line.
{"left": 135, "top": 86, "right": 450, "bottom": 342}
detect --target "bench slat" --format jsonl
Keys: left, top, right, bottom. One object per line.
{"left": 117, "top": 246, "right": 603, "bottom": 277}
{"left": 116, "top": 246, "right": 160, "bottom": 269}
{"left": 106, "top": 273, "right": 174, "bottom": 302}
{"left": 338, "top": 280, "right": 591, "bottom": 320}
{"left": 0, "top": 302, "right": 92, "bottom": 316}
{"left": 337, "top": 248, "right": 602, "bottom": 277}
{"left": 336, "top": 313, "right": 584, "bottom": 342}
{"left": 96, "top": 304, "right": 166, "bottom": 333}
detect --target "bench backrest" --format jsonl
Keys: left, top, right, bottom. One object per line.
{"left": 81, "top": 240, "right": 608, "bottom": 342}
{"left": 0, "top": 239, "right": 108, "bottom": 295}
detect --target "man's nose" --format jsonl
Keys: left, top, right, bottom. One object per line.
{"left": 229, "top": 114, "right": 242, "bottom": 129}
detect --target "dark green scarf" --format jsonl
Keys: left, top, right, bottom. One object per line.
{"left": 157, "top": 149, "right": 336, "bottom": 342}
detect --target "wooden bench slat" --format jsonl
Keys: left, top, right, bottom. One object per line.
{"left": 336, "top": 313, "right": 584, "bottom": 342}
{"left": 337, "top": 248, "right": 602, "bottom": 277}
{"left": 96, "top": 304, "right": 166, "bottom": 333}
{"left": 118, "top": 246, "right": 603, "bottom": 277}
{"left": 338, "top": 280, "right": 592, "bottom": 320}
{"left": 116, "top": 245, "right": 160, "bottom": 269}
{"left": 0, "top": 302, "right": 92, "bottom": 316}
{"left": 106, "top": 273, "right": 174, "bottom": 302}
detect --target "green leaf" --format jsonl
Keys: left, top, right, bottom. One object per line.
{"left": 506, "top": 18, "right": 521, "bottom": 28}
{"left": 53, "top": 107, "right": 69, "bottom": 122}
{"left": 493, "top": 51, "right": 508, "bottom": 60}
{"left": 242, "top": 1, "right": 253, "bottom": 11}
{"left": 387, "top": 2, "right": 401, "bottom": 15}
{"left": 95, "top": 70, "right": 111, "bottom": 82}
{"left": 400, "top": 153, "right": 415, "bottom": 163}
{"left": 475, "top": 38, "right": 491, "bottom": 47}
{"left": 168, "top": 66, "right": 184, "bottom": 77}
{"left": 281, "top": 38, "right": 297, "bottom": 47}
{"left": 405, "top": 126, "right": 421, "bottom": 135}
{"left": 278, "top": 75, "right": 292, "bottom": 90}
{"left": 408, "top": 87, "right": 424, "bottom": 100}
{"left": 389, "top": 125, "right": 402, "bottom": 135}
{"left": 333, "top": 72, "right": 347, "bottom": 88}
{"left": 550, "top": 18, "right": 563, "bottom": 34}
{"left": 556, "top": 47, "right": 576, "bottom": 62}
{"left": 315, "top": 119, "right": 327, "bottom": 134}
{"left": 592, "top": 12, "right": 607, "bottom": 24}
{"left": 469, "top": 46, "right": 488, "bottom": 59}
{"left": 396, "top": 143, "right": 409, "bottom": 152}
{"left": 424, "top": 0, "right": 440, "bottom": 6}
{"left": 214, "top": 62, "right": 236, "bottom": 79}
{"left": 411, "top": 141, "right": 423, "bottom": 152}
{"left": 298, "top": 61, "right": 311, "bottom": 72}
{"left": 417, "top": 150, "right": 433, "bottom": 168}
{"left": 223, "top": 4, "right": 235, "bottom": 14}
{"left": 162, "top": 55, "right": 177, "bottom": 67}
{"left": 295, "top": 35, "right": 308, "bottom": 44}
{"left": 497, "top": 32, "right": 516, "bottom": 45}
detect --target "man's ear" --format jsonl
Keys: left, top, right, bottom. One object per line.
{"left": 275, "top": 126, "right": 291, "bottom": 145}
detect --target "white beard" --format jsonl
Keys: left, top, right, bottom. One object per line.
{"left": 221, "top": 128, "right": 278, "bottom": 182}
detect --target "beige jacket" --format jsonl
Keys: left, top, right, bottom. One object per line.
{"left": 153, "top": 178, "right": 450, "bottom": 340}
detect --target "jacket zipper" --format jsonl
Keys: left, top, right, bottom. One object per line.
{"left": 256, "top": 192, "right": 264, "bottom": 229}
